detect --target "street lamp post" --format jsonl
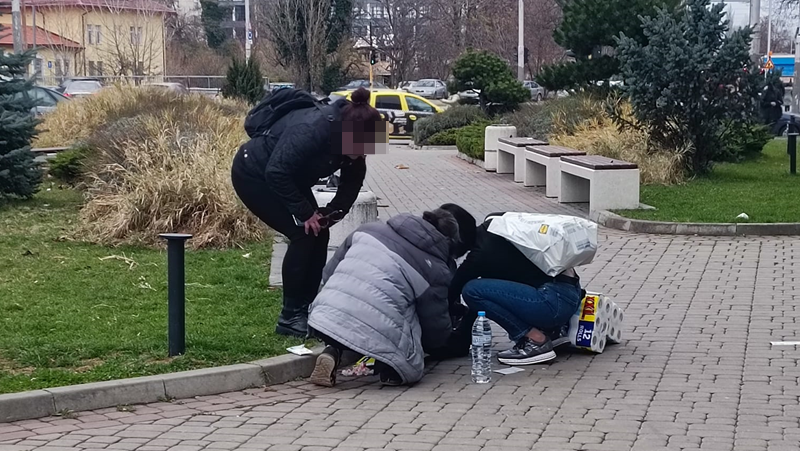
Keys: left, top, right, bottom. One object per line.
{"left": 517, "top": 0, "right": 524, "bottom": 81}
{"left": 750, "top": 0, "right": 762, "bottom": 59}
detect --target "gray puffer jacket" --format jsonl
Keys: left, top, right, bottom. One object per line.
{"left": 308, "top": 214, "right": 454, "bottom": 384}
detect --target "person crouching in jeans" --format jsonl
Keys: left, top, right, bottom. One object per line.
{"left": 440, "top": 213, "right": 584, "bottom": 366}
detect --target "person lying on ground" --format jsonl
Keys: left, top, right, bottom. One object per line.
{"left": 307, "top": 207, "right": 473, "bottom": 387}
{"left": 431, "top": 212, "right": 585, "bottom": 366}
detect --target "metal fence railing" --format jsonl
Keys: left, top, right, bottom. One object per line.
{"left": 37, "top": 75, "right": 272, "bottom": 96}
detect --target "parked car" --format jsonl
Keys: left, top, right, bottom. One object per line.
{"left": 773, "top": 112, "right": 800, "bottom": 136}
{"left": 329, "top": 89, "right": 443, "bottom": 138}
{"left": 18, "top": 86, "right": 69, "bottom": 116}
{"left": 143, "top": 82, "right": 189, "bottom": 94}
{"left": 398, "top": 80, "right": 415, "bottom": 91}
{"left": 523, "top": 80, "right": 546, "bottom": 102}
{"left": 58, "top": 77, "right": 103, "bottom": 98}
{"left": 407, "top": 79, "right": 448, "bottom": 99}
{"left": 457, "top": 88, "right": 481, "bottom": 104}
{"left": 338, "top": 79, "right": 388, "bottom": 90}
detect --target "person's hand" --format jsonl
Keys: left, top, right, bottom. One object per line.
{"left": 304, "top": 212, "right": 323, "bottom": 236}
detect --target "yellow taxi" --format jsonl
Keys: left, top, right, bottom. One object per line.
{"left": 329, "top": 89, "right": 444, "bottom": 138}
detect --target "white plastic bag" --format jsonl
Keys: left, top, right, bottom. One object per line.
{"left": 486, "top": 213, "right": 597, "bottom": 276}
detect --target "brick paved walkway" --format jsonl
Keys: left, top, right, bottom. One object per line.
{"left": 2, "top": 147, "right": 799, "bottom": 451}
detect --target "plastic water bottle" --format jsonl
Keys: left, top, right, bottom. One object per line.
{"left": 471, "top": 311, "right": 492, "bottom": 384}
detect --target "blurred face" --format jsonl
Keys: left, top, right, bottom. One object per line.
{"left": 334, "top": 121, "right": 389, "bottom": 159}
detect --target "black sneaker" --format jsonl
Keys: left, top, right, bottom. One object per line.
{"left": 549, "top": 325, "right": 571, "bottom": 348}
{"left": 309, "top": 346, "right": 341, "bottom": 387}
{"left": 497, "top": 337, "right": 556, "bottom": 366}
{"left": 374, "top": 361, "right": 403, "bottom": 386}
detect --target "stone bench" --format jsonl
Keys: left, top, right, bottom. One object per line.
{"left": 559, "top": 155, "right": 640, "bottom": 212}
{"left": 524, "top": 145, "right": 586, "bottom": 198}
{"left": 497, "top": 137, "right": 548, "bottom": 183}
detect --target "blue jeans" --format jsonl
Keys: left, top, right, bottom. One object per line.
{"left": 462, "top": 279, "right": 582, "bottom": 341}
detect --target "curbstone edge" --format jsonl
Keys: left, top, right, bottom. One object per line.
{"left": 47, "top": 375, "right": 166, "bottom": 414}
{"left": 594, "top": 210, "right": 800, "bottom": 236}
{"left": 0, "top": 349, "right": 321, "bottom": 423}
{"left": 162, "top": 364, "right": 265, "bottom": 400}
{"left": 0, "top": 390, "right": 55, "bottom": 422}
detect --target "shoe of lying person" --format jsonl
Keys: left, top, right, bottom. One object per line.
{"left": 309, "top": 346, "right": 341, "bottom": 387}
{"left": 549, "top": 324, "right": 571, "bottom": 348}
{"left": 497, "top": 336, "right": 557, "bottom": 366}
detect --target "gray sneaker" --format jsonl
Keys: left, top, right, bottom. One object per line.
{"left": 497, "top": 337, "right": 556, "bottom": 366}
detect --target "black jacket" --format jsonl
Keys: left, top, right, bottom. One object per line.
{"left": 237, "top": 99, "right": 367, "bottom": 221}
{"left": 448, "top": 220, "right": 556, "bottom": 306}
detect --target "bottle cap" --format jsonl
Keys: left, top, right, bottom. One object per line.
{"left": 477, "top": 311, "right": 486, "bottom": 317}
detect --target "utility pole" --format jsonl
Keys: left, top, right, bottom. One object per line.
{"left": 517, "top": 0, "right": 524, "bottom": 81}
{"left": 750, "top": 0, "right": 761, "bottom": 59}
{"left": 11, "top": 0, "right": 23, "bottom": 54}
{"left": 245, "top": 0, "right": 252, "bottom": 61}
{"left": 794, "top": 2, "right": 800, "bottom": 113}
{"left": 767, "top": 0, "right": 772, "bottom": 55}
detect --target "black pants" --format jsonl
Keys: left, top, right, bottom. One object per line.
{"left": 231, "top": 150, "right": 330, "bottom": 317}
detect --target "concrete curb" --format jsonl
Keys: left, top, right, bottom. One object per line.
{"left": 0, "top": 348, "right": 321, "bottom": 423}
{"left": 407, "top": 144, "right": 458, "bottom": 151}
{"left": 455, "top": 152, "right": 485, "bottom": 169}
{"left": 591, "top": 210, "right": 800, "bottom": 236}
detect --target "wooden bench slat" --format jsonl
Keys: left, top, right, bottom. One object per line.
{"left": 527, "top": 145, "right": 585, "bottom": 157}
{"left": 498, "top": 137, "right": 548, "bottom": 147}
{"left": 561, "top": 155, "right": 638, "bottom": 170}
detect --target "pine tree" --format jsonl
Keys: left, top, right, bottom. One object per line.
{"left": 0, "top": 43, "right": 43, "bottom": 200}
{"left": 537, "top": 0, "right": 681, "bottom": 91}
{"left": 221, "top": 56, "right": 265, "bottom": 105}
{"left": 617, "top": 0, "right": 762, "bottom": 174}
{"left": 450, "top": 50, "right": 530, "bottom": 113}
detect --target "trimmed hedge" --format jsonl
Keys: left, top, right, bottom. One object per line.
{"left": 413, "top": 105, "right": 487, "bottom": 145}
{"left": 425, "top": 128, "right": 460, "bottom": 146}
{"left": 455, "top": 123, "right": 489, "bottom": 160}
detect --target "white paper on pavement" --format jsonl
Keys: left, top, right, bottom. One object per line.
{"left": 494, "top": 367, "right": 525, "bottom": 375}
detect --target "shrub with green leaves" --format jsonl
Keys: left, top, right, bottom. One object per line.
{"left": 456, "top": 123, "right": 490, "bottom": 160}
{"left": 449, "top": 50, "right": 529, "bottom": 113}
{"left": 49, "top": 146, "right": 89, "bottom": 186}
{"left": 413, "top": 105, "right": 487, "bottom": 145}
{"left": 425, "top": 128, "right": 461, "bottom": 146}
{"left": 222, "top": 57, "right": 265, "bottom": 105}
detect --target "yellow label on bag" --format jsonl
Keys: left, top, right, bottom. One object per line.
{"left": 539, "top": 224, "right": 549, "bottom": 234}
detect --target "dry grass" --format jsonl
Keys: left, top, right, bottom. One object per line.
{"left": 36, "top": 86, "right": 266, "bottom": 248}
{"left": 551, "top": 102, "right": 686, "bottom": 185}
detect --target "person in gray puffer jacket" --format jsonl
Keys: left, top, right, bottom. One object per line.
{"left": 308, "top": 207, "right": 474, "bottom": 386}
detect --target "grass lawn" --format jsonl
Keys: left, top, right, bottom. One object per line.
{"left": 617, "top": 140, "right": 800, "bottom": 223}
{"left": 0, "top": 188, "right": 303, "bottom": 394}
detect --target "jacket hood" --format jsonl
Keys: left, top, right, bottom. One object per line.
{"left": 387, "top": 214, "right": 451, "bottom": 261}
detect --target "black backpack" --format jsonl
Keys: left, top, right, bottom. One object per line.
{"left": 244, "top": 88, "right": 328, "bottom": 138}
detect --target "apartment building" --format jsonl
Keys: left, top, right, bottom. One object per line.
{"left": 0, "top": 0, "right": 172, "bottom": 82}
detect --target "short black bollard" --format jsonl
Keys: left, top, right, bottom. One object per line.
{"left": 159, "top": 233, "right": 192, "bottom": 357}
{"left": 788, "top": 132, "right": 798, "bottom": 176}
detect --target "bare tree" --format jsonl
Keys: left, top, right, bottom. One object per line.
{"left": 91, "top": 0, "right": 167, "bottom": 78}
{"left": 259, "top": 0, "right": 332, "bottom": 91}
{"left": 353, "top": 0, "right": 430, "bottom": 85}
